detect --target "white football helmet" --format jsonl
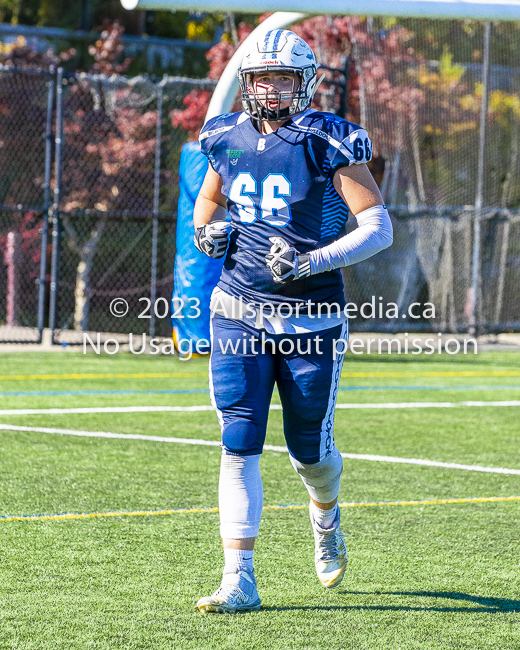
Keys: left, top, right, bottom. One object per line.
{"left": 238, "top": 29, "right": 318, "bottom": 123}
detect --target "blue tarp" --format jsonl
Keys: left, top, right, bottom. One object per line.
{"left": 172, "top": 142, "right": 225, "bottom": 353}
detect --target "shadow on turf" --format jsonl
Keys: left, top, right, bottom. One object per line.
{"left": 263, "top": 591, "right": 520, "bottom": 613}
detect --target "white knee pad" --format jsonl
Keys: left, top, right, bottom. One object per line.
{"left": 219, "top": 450, "right": 263, "bottom": 540}
{"left": 290, "top": 447, "right": 343, "bottom": 504}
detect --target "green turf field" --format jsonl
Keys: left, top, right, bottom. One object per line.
{"left": 0, "top": 349, "right": 519, "bottom": 649}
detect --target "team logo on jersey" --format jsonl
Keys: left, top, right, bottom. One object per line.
{"left": 226, "top": 148, "right": 245, "bottom": 165}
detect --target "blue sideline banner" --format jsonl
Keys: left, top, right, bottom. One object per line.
{"left": 172, "top": 142, "right": 225, "bottom": 354}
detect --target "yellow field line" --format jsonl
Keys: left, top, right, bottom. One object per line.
{"left": 1, "top": 370, "right": 520, "bottom": 382}
{"left": 2, "top": 495, "right": 518, "bottom": 523}
{"left": 0, "top": 372, "right": 206, "bottom": 381}
{"left": 0, "top": 506, "right": 220, "bottom": 522}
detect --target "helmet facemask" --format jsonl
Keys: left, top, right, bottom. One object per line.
{"left": 239, "top": 66, "right": 315, "bottom": 125}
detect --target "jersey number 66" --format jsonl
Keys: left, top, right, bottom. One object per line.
{"left": 229, "top": 172, "right": 292, "bottom": 228}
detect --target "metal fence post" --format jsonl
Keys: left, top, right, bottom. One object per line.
{"left": 5, "top": 231, "right": 22, "bottom": 326}
{"left": 48, "top": 67, "right": 64, "bottom": 342}
{"left": 338, "top": 55, "right": 349, "bottom": 118}
{"left": 150, "top": 81, "right": 164, "bottom": 339}
{"left": 37, "top": 68, "right": 55, "bottom": 341}
{"left": 469, "top": 21, "right": 491, "bottom": 337}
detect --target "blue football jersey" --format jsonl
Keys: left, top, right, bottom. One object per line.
{"left": 199, "top": 108, "right": 373, "bottom": 309}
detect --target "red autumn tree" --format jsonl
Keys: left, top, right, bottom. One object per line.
{"left": 0, "top": 38, "right": 77, "bottom": 319}
{"left": 170, "top": 21, "right": 254, "bottom": 141}
{"left": 60, "top": 20, "right": 160, "bottom": 330}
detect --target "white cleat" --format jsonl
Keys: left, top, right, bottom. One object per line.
{"left": 195, "top": 566, "right": 261, "bottom": 614}
{"left": 310, "top": 506, "right": 348, "bottom": 588}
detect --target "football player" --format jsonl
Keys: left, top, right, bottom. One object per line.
{"left": 193, "top": 29, "right": 393, "bottom": 613}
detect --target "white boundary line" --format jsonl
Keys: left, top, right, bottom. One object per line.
{"left": 335, "top": 400, "right": 520, "bottom": 409}
{"left": 1, "top": 423, "right": 520, "bottom": 476}
{"left": 1, "top": 400, "right": 520, "bottom": 416}
{"left": 0, "top": 406, "right": 216, "bottom": 415}
{"left": 0, "top": 423, "right": 222, "bottom": 446}
{"left": 340, "top": 452, "right": 520, "bottom": 475}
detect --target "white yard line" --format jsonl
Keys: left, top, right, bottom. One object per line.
{"left": 0, "top": 423, "right": 221, "bottom": 446}
{"left": 335, "top": 401, "right": 520, "bottom": 409}
{"left": 0, "top": 400, "right": 520, "bottom": 416}
{"left": 340, "top": 452, "right": 520, "bottom": 475}
{"left": 0, "top": 405, "right": 216, "bottom": 415}
{"left": 1, "top": 423, "right": 519, "bottom": 475}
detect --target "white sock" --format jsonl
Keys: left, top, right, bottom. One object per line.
{"left": 310, "top": 501, "right": 338, "bottom": 530}
{"left": 224, "top": 548, "right": 254, "bottom": 573}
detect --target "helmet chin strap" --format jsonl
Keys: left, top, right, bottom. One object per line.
{"left": 246, "top": 89, "right": 294, "bottom": 130}
{"left": 249, "top": 103, "right": 292, "bottom": 133}
{"left": 259, "top": 104, "right": 291, "bottom": 121}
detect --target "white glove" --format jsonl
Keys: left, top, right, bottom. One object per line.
{"left": 265, "top": 236, "right": 311, "bottom": 283}
{"left": 194, "top": 221, "right": 231, "bottom": 259}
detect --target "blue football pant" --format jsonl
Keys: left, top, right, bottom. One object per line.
{"left": 209, "top": 314, "right": 348, "bottom": 465}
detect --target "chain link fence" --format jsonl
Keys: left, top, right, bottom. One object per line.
{"left": 0, "top": 65, "right": 216, "bottom": 343}
{"left": 0, "top": 67, "right": 53, "bottom": 342}
{"left": 1, "top": 20, "right": 520, "bottom": 342}
{"left": 0, "top": 209, "right": 45, "bottom": 341}
{"left": 345, "top": 19, "right": 520, "bottom": 332}
{"left": 53, "top": 215, "right": 177, "bottom": 343}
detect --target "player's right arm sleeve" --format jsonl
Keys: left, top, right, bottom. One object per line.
{"left": 309, "top": 205, "right": 393, "bottom": 273}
